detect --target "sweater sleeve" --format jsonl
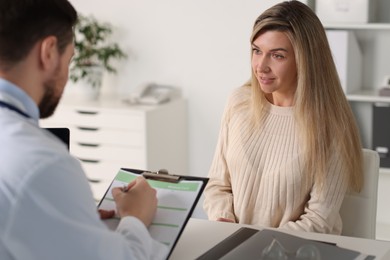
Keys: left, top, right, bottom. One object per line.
{"left": 203, "top": 96, "right": 236, "bottom": 222}
{"left": 280, "top": 153, "right": 348, "bottom": 234}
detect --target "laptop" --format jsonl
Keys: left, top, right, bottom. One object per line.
{"left": 45, "top": 127, "right": 70, "bottom": 150}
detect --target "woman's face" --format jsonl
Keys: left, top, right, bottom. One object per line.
{"left": 251, "top": 30, "right": 297, "bottom": 106}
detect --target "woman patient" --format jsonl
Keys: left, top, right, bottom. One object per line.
{"left": 203, "top": 0, "right": 363, "bottom": 234}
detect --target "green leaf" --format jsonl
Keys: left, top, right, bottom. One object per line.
{"left": 69, "top": 14, "right": 127, "bottom": 85}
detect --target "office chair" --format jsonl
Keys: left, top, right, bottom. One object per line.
{"left": 339, "top": 148, "right": 380, "bottom": 239}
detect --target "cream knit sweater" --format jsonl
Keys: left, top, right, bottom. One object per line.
{"left": 203, "top": 86, "right": 348, "bottom": 234}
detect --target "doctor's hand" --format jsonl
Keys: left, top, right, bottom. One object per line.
{"left": 112, "top": 176, "right": 157, "bottom": 227}
{"left": 98, "top": 209, "right": 115, "bottom": 219}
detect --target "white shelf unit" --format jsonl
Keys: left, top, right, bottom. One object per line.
{"left": 323, "top": 0, "right": 390, "bottom": 241}
{"left": 40, "top": 95, "right": 188, "bottom": 201}
{"left": 347, "top": 89, "right": 390, "bottom": 103}
{"left": 324, "top": 23, "right": 390, "bottom": 30}
{"left": 323, "top": 14, "right": 390, "bottom": 149}
{"left": 323, "top": 0, "right": 390, "bottom": 102}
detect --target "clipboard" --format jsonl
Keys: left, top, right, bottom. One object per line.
{"left": 98, "top": 168, "right": 208, "bottom": 259}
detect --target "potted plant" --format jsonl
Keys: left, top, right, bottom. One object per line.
{"left": 69, "top": 14, "right": 127, "bottom": 99}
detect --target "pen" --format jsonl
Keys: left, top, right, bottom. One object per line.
{"left": 122, "top": 184, "right": 129, "bottom": 192}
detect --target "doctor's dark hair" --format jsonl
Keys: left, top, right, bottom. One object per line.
{"left": 243, "top": 0, "right": 363, "bottom": 192}
{"left": 0, "top": 0, "right": 77, "bottom": 69}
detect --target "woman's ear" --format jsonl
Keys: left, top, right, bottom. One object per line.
{"left": 39, "top": 36, "right": 59, "bottom": 72}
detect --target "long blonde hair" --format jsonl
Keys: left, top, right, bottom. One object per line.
{"left": 245, "top": 0, "right": 363, "bottom": 191}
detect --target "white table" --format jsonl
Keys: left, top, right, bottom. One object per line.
{"left": 169, "top": 218, "right": 390, "bottom": 259}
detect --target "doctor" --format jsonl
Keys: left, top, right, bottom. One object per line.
{"left": 0, "top": 0, "right": 167, "bottom": 259}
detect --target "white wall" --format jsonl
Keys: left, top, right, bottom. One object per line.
{"left": 67, "top": 0, "right": 282, "bottom": 177}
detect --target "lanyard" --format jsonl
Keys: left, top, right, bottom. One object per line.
{"left": 0, "top": 100, "right": 30, "bottom": 118}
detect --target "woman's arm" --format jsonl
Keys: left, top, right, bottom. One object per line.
{"left": 280, "top": 154, "right": 348, "bottom": 234}
{"left": 203, "top": 98, "right": 236, "bottom": 222}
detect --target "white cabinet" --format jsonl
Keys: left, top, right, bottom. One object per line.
{"left": 40, "top": 95, "right": 188, "bottom": 201}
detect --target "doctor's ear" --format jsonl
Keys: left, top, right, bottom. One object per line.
{"left": 39, "top": 36, "right": 59, "bottom": 72}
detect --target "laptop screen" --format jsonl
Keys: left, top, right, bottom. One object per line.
{"left": 45, "top": 127, "right": 70, "bottom": 150}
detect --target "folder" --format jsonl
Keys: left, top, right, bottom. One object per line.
{"left": 98, "top": 168, "right": 208, "bottom": 260}
{"left": 196, "top": 227, "right": 375, "bottom": 260}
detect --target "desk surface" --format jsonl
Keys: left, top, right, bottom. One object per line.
{"left": 170, "top": 218, "right": 390, "bottom": 259}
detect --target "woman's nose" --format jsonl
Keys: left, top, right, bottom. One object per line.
{"left": 257, "top": 60, "right": 271, "bottom": 73}
{"left": 256, "top": 57, "right": 270, "bottom": 73}
{"left": 260, "top": 65, "right": 271, "bottom": 73}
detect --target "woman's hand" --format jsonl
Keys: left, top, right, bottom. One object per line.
{"left": 217, "top": 217, "right": 235, "bottom": 223}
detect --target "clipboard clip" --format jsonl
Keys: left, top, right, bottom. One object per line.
{"left": 142, "top": 169, "right": 180, "bottom": 183}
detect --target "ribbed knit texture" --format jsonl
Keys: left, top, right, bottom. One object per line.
{"left": 203, "top": 86, "right": 348, "bottom": 234}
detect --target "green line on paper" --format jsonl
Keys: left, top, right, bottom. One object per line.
{"left": 148, "top": 179, "right": 200, "bottom": 191}
{"left": 152, "top": 223, "right": 179, "bottom": 228}
{"left": 158, "top": 205, "right": 187, "bottom": 211}
{"left": 160, "top": 241, "right": 171, "bottom": 246}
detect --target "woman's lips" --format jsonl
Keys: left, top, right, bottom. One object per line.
{"left": 259, "top": 76, "right": 275, "bottom": 84}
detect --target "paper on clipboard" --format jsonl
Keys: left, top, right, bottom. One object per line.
{"left": 98, "top": 168, "right": 208, "bottom": 259}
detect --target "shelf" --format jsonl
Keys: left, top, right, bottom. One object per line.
{"left": 324, "top": 23, "right": 390, "bottom": 30}
{"left": 380, "top": 167, "right": 390, "bottom": 175}
{"left": 347, "top": 89, "right": 390, "bottom": 103}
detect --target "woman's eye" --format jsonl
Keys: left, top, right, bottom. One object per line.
{"left": 272, "top": 53, "right": 285, "bottom": 59}
{"left": 252, "top": 48, "right": 261, "bottom": 55}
